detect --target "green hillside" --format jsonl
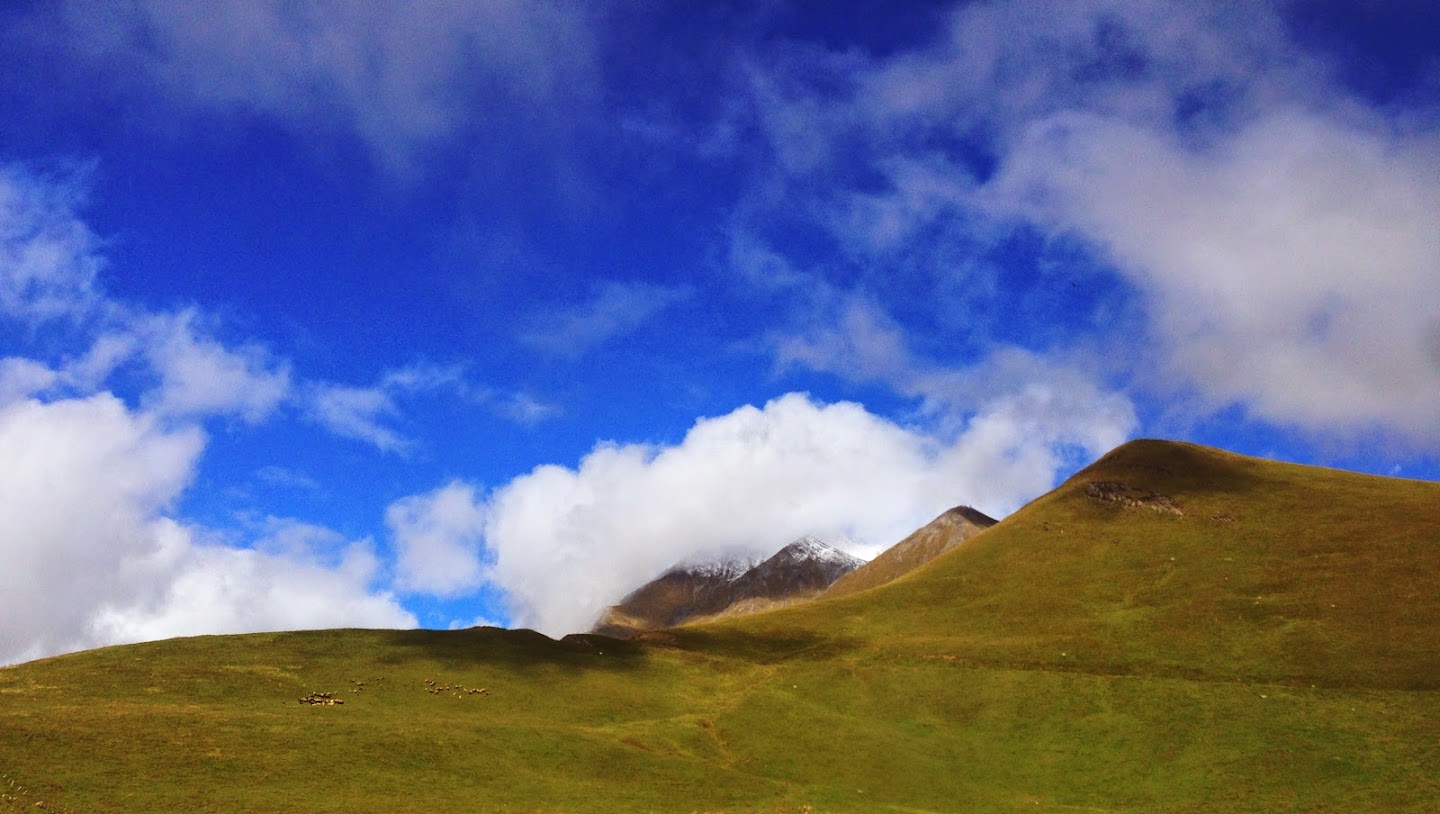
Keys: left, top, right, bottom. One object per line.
{"left": 3, "top": 440, "right": 1438, "bottom": 813}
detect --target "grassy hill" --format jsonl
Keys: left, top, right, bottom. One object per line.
{"left": 3, "top": 440, "right": 1438, "bottom": 813}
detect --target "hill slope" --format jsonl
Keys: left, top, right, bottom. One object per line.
{"left": 823, "top": 504, "right": 996, "bottom": 598}
{"left": 3, "top": 439, "right": 1438, "bottom": 813}
{"left": 592, "top": 537, "right": 862, "bottom": 637}
{"left": 713, "top": 438, "right": 1440, "bottom": 689}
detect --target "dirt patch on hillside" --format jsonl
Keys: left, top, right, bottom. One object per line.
{"left": 1084, "top": 481, "right": 1183, "bottom": 516}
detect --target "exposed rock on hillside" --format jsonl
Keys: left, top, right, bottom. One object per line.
{"left": 590, "top": 553, "right": 762, "bottom": 638}
{"left": 1083, "top": 481, "right": 1183, "bottom": 515}
{"left": 823, "top": 506, "right": 997, "bottom": 599}
{"left": 592, "top": 537, "right": 863, "bottom": 638}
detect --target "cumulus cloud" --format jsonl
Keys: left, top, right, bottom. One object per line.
{"left": 386, "top": 481, "right": 488, "bottom": 597}
{"left": 91, "top": 526, "right": 413, "bottom": 646}
{"left": 0, "top": 394, "right": 202, "bottom": 663}
{"left": 985, "top": 107, "right": 1440, "bottom": 437}
{"left": 475, "top": 391, "right": 1132, "bottom": 636}
{"left": 0, "top": 393, "right": 413, "bottom": 666}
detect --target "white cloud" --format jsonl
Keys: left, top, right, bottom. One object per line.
{"left": 305, "top": 363, "right": 468, "bottom": 453}
{"left": 774, "top": 298, "right": 913, "bottom": 385}
{"left": 522, "top": 281, "right": 692, "bottom": 358}
{"left": 90, "top": 528, "right": 413, "bottom": 645}
{"left": 142, "top": 310, "right": 292, "bottom": 423}
{"left": 984, "top": 107, "right": 1440, "bottom": 438}
{"left": 477, "top": 391, "right": 1133, "bottom": 637}
{"left": 0, "top": 394, "right": 201, "bottom": 663}
{"left": 0, "top": 164, "right": 294, "bottom": 425}
{"left": 0, "top": 163, "right": 103, "bottom": 321}
{"left": 0, "top": 357, "right": 58, "bottom": 405}
{"left": 0, "top": 393, "right": 412, "bottom": 666}
{"left": 307, "top": 381, "right": 409, "bottom": 452}
{"left": 773, "top": 297, "right": 1136, "bottom": 442}
{"left": 731, "top": 0, "right": 1440, "bottom": 445}
{"left": 254, "top": 465, "right": 321, "bottom": 492}
{"left": 493, "top": 391, "right": 561, "bottom": 425}
{"left": 386, "top": 481, "right": 488, "bottom": 597}
{"left": 45, "top": 0, "right": 597, "bottom": 173}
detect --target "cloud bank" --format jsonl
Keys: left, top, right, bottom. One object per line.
{"left": 0, "top": 394, "right": 413, "bottom": 665}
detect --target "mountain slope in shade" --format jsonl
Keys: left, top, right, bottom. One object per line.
{"left": 590, "top": 553, "right": 762, "bottom": 638}
{"left": 823, "top": 505, "right": 997, "bottom": 599}
{"left": 593, "top": 537, "right": 862, "bottom": 637}
{"left": 690, "top": 536, "right": 865, "bottom": 622}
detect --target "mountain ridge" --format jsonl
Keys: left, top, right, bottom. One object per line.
{"left": 592, "top": 536, "right": 863, "bottom": 638}
{"left": 823, "top": 505, "right": 997, "bottom": 599}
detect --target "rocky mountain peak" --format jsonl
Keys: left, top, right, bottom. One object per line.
{"left": 591, "top": 535, "right": 865, "bottom": 638}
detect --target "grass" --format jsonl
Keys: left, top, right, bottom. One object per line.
{"left": 2, "top": 439, "right": 1438, "bottom": 812}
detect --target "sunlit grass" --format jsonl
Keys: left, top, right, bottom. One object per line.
{"left": 3, "top": 440, "right": 1438, "bottom": 812}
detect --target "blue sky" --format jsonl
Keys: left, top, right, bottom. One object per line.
{"left": 2, "top": 0, "right": 1438, "bottom": 663}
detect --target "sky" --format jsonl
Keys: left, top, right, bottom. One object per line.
{"left": 1, "top": 0, "right": 1438, "bottom": 664}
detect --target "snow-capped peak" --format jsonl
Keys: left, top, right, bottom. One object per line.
{"left": 668, "top": 551, "right": 764, "bottom": 581}
{"left": 773, "top": 536, "right": 866, "bottom": 568}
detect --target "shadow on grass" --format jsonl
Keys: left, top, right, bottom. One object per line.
{"left": 371, "top": 624, "right": 863, "bottom": 673}
{"left": 373, "top": 626, "right": 651, "bottom": 673}
{"left": 637, "top": 626, "right": 864, "bottom": 664}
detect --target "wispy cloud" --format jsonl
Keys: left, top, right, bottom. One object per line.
{"left": 35, "top": 0, "right": 598, "bottom": 174}
{"left": 304, "top": 362, "right": 549, "bottom": 452}
{"left": 254, "top": 465, "right": 321, "bottom": 493}
{"left": 492, "top": 391, "right": 561, "bottom": 425}
{"left": 304, "top": 370, "right": 439, "bottom": 455}
{"left": 522, "top": 281, "right": 692, "bottom": 358}
{"left": 0, "top": 163, "right": 103, "bottom": 322}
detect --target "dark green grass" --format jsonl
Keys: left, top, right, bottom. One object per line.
{"left": 3, "top": 440, "right": 1438, "bottom": 812}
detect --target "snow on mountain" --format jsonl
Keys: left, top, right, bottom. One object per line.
{"left": 667, "top": 551, "right": 765, "bottom": 582}
{"left": 591, "top": 535, "right": 866, "bottom": 638}
{"left": 772, "top": 536, "right": 866, "bottom": 568}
